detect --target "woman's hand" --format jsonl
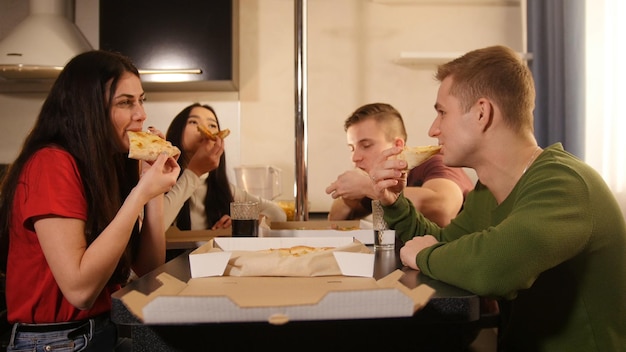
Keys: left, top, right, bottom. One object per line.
{"left": 187, "top": 137, "right": 224, "bottom": 176}
{"left": 137, "top": 153, "right": 180, "bottom": 201}
{"left": 211, "top": 214, "right": 232, "bottom": 229}
{"left": 147, "top": 126, "right": 164, "bottom": 138}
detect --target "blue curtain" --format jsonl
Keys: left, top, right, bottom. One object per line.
{"left": 527, "top": 0, "right": 585, "bottom": 158}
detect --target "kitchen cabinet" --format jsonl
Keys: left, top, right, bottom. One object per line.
{"left": 99, "top": 0, "right": 238, "bottom": 92}
{"left": 371, "top": 0, "right": 530, "bottom": 66}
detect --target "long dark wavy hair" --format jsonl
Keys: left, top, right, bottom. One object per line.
{"left": 0, "top": 50, "right": 141, "bottom": 284}
{"left": 166, "top": 103, "right": 233, "bottom": 229}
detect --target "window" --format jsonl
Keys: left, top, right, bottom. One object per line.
{"left": 585, "top": 0, "right": 626, "bottom": 216}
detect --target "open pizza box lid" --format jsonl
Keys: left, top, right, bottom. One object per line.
{"left": 165, "top": 226, "right": 230, "bottom": 250}
{"left": 118, "top": 269, "right": 435, "bottom": 324}
{"left": 188, "top": 237, "right": 374, "bottom": 278}
{"left": 260, "top": 220, "right": 378, "bottom": 245}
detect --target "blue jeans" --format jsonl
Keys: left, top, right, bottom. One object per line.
{"left": 7, "top": 315, "right": 119, "bottom": 352}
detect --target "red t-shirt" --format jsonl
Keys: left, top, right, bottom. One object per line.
{"left": 407, "top": 154, "right": 475, "bottom": 197}
{"left": 6, "top": 147, "right": 120, "bottom": 323}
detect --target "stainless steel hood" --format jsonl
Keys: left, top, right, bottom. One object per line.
{"left": 0, "top": 0, "right": 92, "bottom": 80}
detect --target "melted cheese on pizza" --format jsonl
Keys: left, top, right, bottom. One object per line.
{"left": 127, "top": 131, "right": 181, "bottom": 161}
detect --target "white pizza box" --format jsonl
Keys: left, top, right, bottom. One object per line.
{"left": 260, "top": 220, "right": 377, "bottom": 245}
{"left": 188, "top": 237, "right": 374, "bottom": 278}
{"left": 118, "top": 269, "right": 435, "bottom": 324}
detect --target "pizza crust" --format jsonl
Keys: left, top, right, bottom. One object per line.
{"left": 197, "top": 125, "right": 231, "bottom": 140}
{"left": 262, "top": 245, "right": 335, "bottom": 257}
{"left": 397, "top": 145, "right": 442, "bottom": 169}
{"left": 127, "top": 131, "right": 181, "bottom": 161}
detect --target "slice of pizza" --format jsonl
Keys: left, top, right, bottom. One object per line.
{"left": 397, "top": 145, "right": 442, "bottom": 169}
{"left": 197, "top": 125, "right": 231, "bottom": 141}
{"left": 261, "top": 245, "right": 335, "bottom": 257}
{"left": 127, "top": 131, "right": 181, "bottom": 161}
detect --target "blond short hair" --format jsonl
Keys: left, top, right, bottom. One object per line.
{"left": 344, "top": 102, "right": 408, "bottom": 143}
{"left": 436, "top": 45, "right": 536, "bottom": 133}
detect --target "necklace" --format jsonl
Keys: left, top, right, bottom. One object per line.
{"left": 522, "top": 146, "right": 541, "bottom": 175}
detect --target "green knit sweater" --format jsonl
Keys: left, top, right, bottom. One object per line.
{"left": 384, "top": 143, "right": 626, "bottom": 352}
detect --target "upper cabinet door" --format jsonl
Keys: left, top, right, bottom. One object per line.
{"left": 99, "top": 0, "right": 238, "bottom": 91}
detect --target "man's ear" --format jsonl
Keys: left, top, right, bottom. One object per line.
{"left": 476, "top": 98, "right": 494, "bottom": 131}
{"left": 393, "top": 137, "right": 405, "bottom": 148}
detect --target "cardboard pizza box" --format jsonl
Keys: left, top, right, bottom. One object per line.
{"left": 260, "top": 220, "right": 379, "bottom": 245}
{"left": 118, "top": 269, "right": 435, "bottom": 324}
{"left": 165, "top": 226, "right": 231, "bottom": 250}
{"left": 188, "top": 237, "right": 374, "bottom": 278}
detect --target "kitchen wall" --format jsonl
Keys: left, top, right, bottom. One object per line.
{"left": 0, "top": 0, "right": 523, "bottom": 212}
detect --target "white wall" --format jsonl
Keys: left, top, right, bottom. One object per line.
{"left": 238, "top": 0, "right": 522, "bottom": 210}
{"left": 0, "top": 0, "right": 523, "bottom": 212}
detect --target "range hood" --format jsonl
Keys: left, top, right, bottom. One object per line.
{"left": 0, "top": 0, "right": 92, "bottom": 80}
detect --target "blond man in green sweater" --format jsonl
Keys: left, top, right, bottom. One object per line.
{"left": 371, "top": 45, "right": 626, "bottom": 351}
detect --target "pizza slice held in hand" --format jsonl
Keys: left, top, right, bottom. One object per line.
{"left": 197, "top": 125, "right": 231, "bottom": 141}
{"left": 127, "top": 131, "right": 181, "bottom": 161}
{"left": 397, "top": 145, "right": 442, "bottom": 170}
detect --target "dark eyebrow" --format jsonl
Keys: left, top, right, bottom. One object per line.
{"left": 189, "top": 114, "right": 217, "bottom": 124}
{"left": 114, "top": 92, "right": 145, "bottom": 100}
{"left": 189, "top": 114, "right": 217, "bottom": 123}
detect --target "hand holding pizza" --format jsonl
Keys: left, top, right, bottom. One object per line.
{"left": 136, "top": 153, "right": 181, "bottom": 201}
{"left": 369, "top": 146, "right": 408, "bottom": 206}
{"left": 187, "top": 136, "right": 224, "bottom": 176}
{"left": 146, "top": 126, "right": 166, "bottom": 140}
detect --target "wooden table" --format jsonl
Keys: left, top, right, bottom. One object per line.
{"left": 112, "top": 242, "right": 483, "bottom": 351}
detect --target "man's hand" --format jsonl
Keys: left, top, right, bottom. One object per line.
{"left": 325, "top": 168, "right": 374, "bottom": 200}
{"left": 369, "top": 146, "right": 407, "bottom": 206}
{"left": 399, "top": 235, "right": 439, "bottom": 270}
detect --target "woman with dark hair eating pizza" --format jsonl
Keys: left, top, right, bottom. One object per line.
{"left": 0, "top": 50, "right": 180, "bottom": 351}
{"left": 164, "top": 103, "right": 286, "bottom": 239}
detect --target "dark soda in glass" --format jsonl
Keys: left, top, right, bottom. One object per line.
{"left": 232, "top": 219, "right": 259, "bottom": 237}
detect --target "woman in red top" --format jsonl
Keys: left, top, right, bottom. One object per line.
{"left": 0, "top": 50, "right": 180, "bottom": 351}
